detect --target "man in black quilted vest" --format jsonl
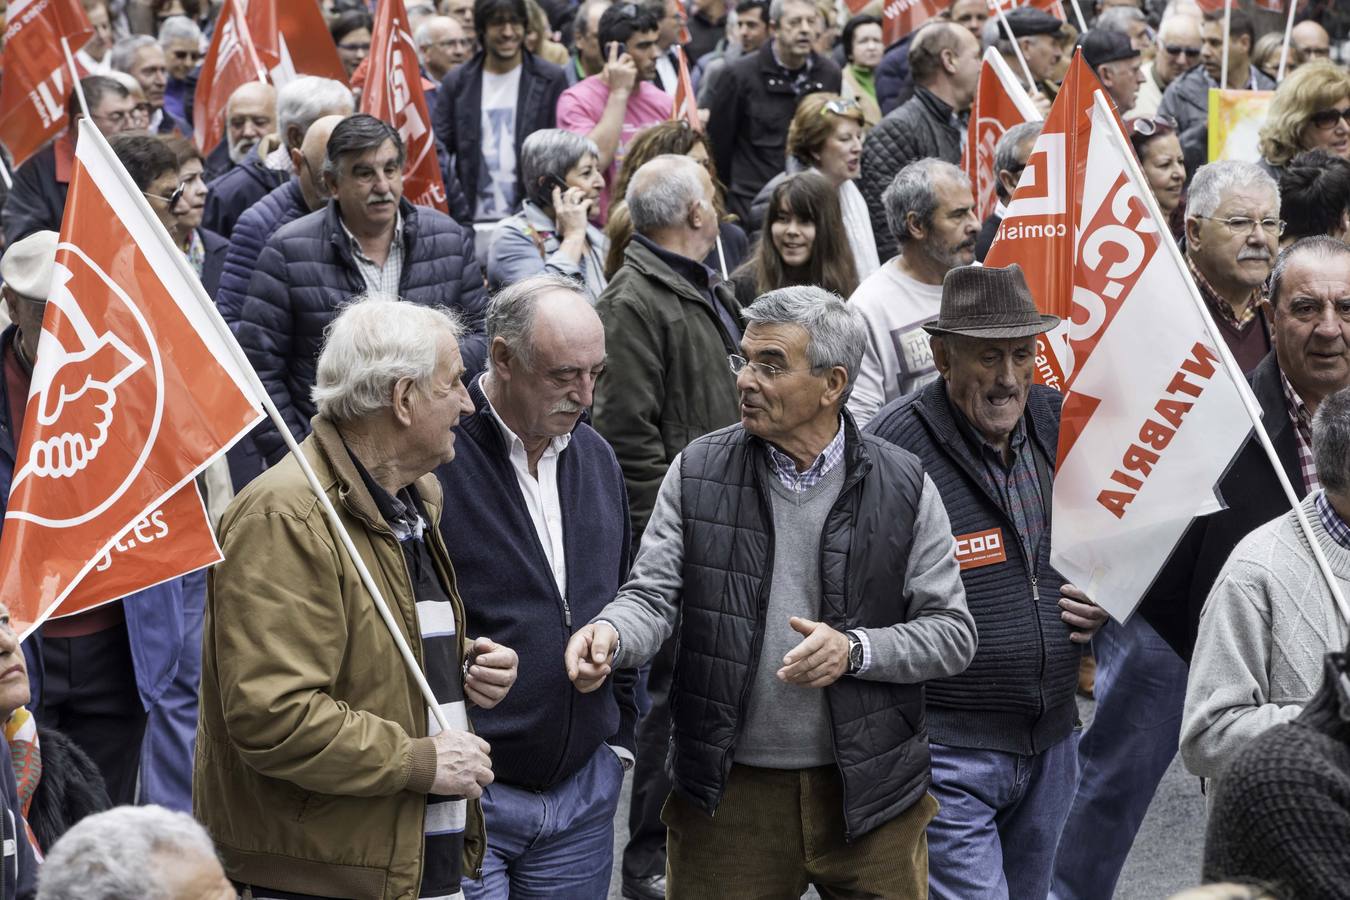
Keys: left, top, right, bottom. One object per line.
{"left": 866, "top": 263, "right": 1109, "bottom": 900}
{"left": 565, "top": 286, "right": 977, "bottom": 897}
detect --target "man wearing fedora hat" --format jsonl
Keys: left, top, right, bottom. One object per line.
{"left": 867, "top": 263, "right": 1108, "bottom": 900}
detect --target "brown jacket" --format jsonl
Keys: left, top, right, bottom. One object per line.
{"left": 194, "top": 416, "right": 485, "bottom": 899}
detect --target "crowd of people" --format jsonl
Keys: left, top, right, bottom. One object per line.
{"left": 0, "top": 0, "right": 1346, "bottom": 898}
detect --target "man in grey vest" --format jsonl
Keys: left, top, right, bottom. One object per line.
{"left": 565, "top": 287, "right": 977, "bottom": 897}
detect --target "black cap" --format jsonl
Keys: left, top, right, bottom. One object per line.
{"left": 1004, "top": 7, "right": 1065, "bottom": 38}
{"left": 1079, "top": 28, "right": 1139, "bottom": 68}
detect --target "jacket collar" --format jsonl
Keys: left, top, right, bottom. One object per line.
{"left": 1249, "top": 351, "right": 1297, "bottom": 471}
{"left": 747, "top": 407, "right": 873, "bottom": 494}
{"left": 913, "top": 85, "right": 957, "bottom": 126}
{"left": 310, "top": 415, "right": 390, "bottom": 535}
{"left": 623, "top": 236, "right": 716, "bottom": 306}
{"left": 325, "top": 197, "right": 419, "bottom": 263}
{"left": 460, "top": 373, "right": 584, "bottom": 462}
{"left": 912, "top": 376, "right": 1059, "bottom": 488}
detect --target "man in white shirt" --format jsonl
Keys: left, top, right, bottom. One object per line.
{"left": 434, "top": 274, "right": 640, "bottom": 900}
{"left": 847, "top": 158, "right": 978, "bottom": 426}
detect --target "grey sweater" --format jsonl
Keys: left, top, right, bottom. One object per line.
{"left": 598, "top": 451, "right": 977, "bottom": 744}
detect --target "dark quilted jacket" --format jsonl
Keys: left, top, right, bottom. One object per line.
{"left": 238, "top": 198, "right": 487, "bottom": 463}
{"left": 432, "top": 51, "right": 567, "bottom": 218}
{"left": 202, "top": 142, "right": 288, "bottom": 239}
{"left": 2, "top": 141, "right": 68, "bottom": 245}
{"left": 859, "top": 87, "right": 963, "bottom": 261}
{"left": 218, "top": 179, "right": 308, "bottom": 327}
{"left": 867, "top": 379, "right": 1079, "bottom": 755}
{"left": 672, "top": 414, "right": 932, "bottom": 840}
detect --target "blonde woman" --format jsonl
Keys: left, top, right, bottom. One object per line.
{"left": 1258, "top": 60, "right": 1350, "bottom": 178}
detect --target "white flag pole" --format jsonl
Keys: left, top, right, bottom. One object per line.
{"left": 715, "top": 234, "right": 729, "bottom": 280}
{"left": 0, "top": 156, "right": 11, "bottom": 191}
{"left": 1276, "top": 0, "right": 1297, "bottom": 82}
{"left": 993, "top": 3, "right": 1038, "bottom": 96}
{"left": 1220, "top": 0, "right": 1232, "bottom": 90}
{"left": 1088, "top": 90, "right": 1350, "bottom": 626}
{"left": 78, "top": 119, "right": 455, "bottom": 733}
{"left": 61, "top": 38, "right": 91, "bottom": 122}
{"left": 1066, "top": 0, "right": 1087, "bottom": 34}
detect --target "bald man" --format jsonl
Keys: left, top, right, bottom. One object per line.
{"left": 416, "top": 15, "right": 473, "bottom": 84}
{"left": 204, "top": 81, "right": 278, "bottom": 181}
{"left": 1134, "top": 13, "right": 1202, "bottom": 117}
{"left": 1292, "top": 19, "right": 1331, "bottom": 62}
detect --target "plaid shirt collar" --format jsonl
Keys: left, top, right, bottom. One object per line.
{"left": 1315, "top": 490, "right": 1350, "bottom": 552}
{"left": 765, "top": 416, "right": 846, "bottom": 493}
{"left": 1187, "top": 255, "right": 1260, "bottom": 330}
{"left": 1281, "top": 371, "right": 1321, "bottom": 495}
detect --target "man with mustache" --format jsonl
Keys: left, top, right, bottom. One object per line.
{"left": 239, "top": 114, "right": 488, "bottom": 466}
{"left": 847, "top": 159, "right": 978, "bottom": 428}
{"left": 867, "top": 264, "right": 1108, "bottom": 900}
{"left": 435, "top": 274, "right": 639, "bottom": 899}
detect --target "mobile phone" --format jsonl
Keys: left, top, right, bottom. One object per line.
{"left": 607, "top": 40, "right": 628, "bottom": 59}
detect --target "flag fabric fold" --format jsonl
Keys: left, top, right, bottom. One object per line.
{"left": 965, "top": 46, "right": 1043, "bottom": 223}
{"left": 671, "top": 46, "right": 701, "bottom": 130}
{"left": 0, "top": 0, "right": 92, "bottom": 167}
{"left": 193, "top": 0, "right": 268, "bottom": 153}
{"left": 0, "top": 120, "right": 263, "bottom": 638}
{"left": 1049, "top": 95, "right": 1253, "bottom": 622}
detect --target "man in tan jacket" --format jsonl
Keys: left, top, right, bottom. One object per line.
{"left": 195, "top": 297, "right": 519, "bottom": 900}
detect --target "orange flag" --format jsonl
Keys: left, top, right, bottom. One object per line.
{"left": 360, "top": 0, "right": 449, "bottom": 212}
{"left": 0, "top": 0, "right": 92, "bottom": 167}
{"left": 0, "top": 120, "right": 263, "bottom": 638}
{"left": 988, "top": 0, "right": 1070, "bottom": 21}
{"left": 880, "top": 0, "right": 947, "bottom": 47}
{"left": 671, "top": 46, "right": 701, "bottom": 130}
{"left": 984, "top": 51, "right": 1111, "bottom": 391}
{"left": 193, "top": 0, "right": 268, "bottom": 152}
{"left": 267, "top": 0, "right": 348, "bottom": 85}
{"left": 965, "top": 46, "right": 1042, "bottom": 223}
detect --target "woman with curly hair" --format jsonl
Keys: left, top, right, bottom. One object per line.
{"left": 1257, "top": 61, "right": 1350, "bottom": 179}
{"left": 730, "top": 171, "right": 858, "bottom": 306}
{"left": 604, "top": 120, "right": 750, "bottom": 278}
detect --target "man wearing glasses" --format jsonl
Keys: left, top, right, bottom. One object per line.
{"left": 416, "top": 15, "right": 476, "bottom": 85}
{"left": 110, "top": 35, "right": 190, "bottom": 136}
{"left": 1132, "top": 12, "right": 1202, "bottom": 118}
{"left": 1, "top": 76, "right": 135, "bottom": 246}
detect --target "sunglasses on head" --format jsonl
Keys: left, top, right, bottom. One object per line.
{"left": 1130, "top": 114, "right": 1177, "bottom": 137}
{"left": 822, "top": 98, "right": 860, "bottom": 116}
{"left": 1164, "top": 44, "right": 1201, "bottom": 58}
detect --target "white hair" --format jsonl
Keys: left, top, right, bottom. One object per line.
{"left": 743, "top": 286, "right": 867, "bottom": 402}
{"left": 626, "top": 155, "right": 707, "bottom": 235}
{"left": 37, "top": 806, "right": 218, "bottom": 900}
{"left": 1186, "top": 159, "right": 1280, "bottom": 220}
{"left": 157, "top": 15, "right": 202, "bottom": 45}
{"left": 110, "top": 35, "right": 158, "bottom": 72}
{"left": 313, "top": 296, "right": 466, "bottom": 423}
{"left": 277, "top": 77, "right": 355, "bottom": 149}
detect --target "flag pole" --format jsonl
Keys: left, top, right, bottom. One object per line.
{"left": 993, "top": 3, "right": 1039, "bottom": 96}
{"left": 715, "top": 234, "right": 729, "bottom": 280}
{"left": 76, "top": 118, "right": 455, "bottom": 734}
{"left": 0, "top": 157, "right": 11, "bottom": 191}
{"left": 61, "top": 38, "right": 91, "bottom": 122}
{"left": 1066, "top": 0, "right": 1087, "bottom": 34}
{"left": 1276, "top": 0, "right": 1297, "bottom": 82}
{"left": 1089, "top": 90, "right": 1350, "bottom": 626}
{"left": 1220, "top": 0, "right": 1232, "bottom": 91}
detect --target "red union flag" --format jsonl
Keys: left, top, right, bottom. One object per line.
{"left": 193, "top": 0, "right": 268, "bottom": 152}
{"left": 0, "top": 120, "right": 263, "bottom": 638}
{"left": 361, "top": 0, "right": 449, "bottom": 212}
{"left": 0, "top": 0, "right": 92, "bottom": 167}
{"left": 988, "top": 0, "right": 1069, "bottom": 20}
{"left": 671, "top": 46, "right": 701, "bottom": 130}
{"left": 1049, "top": 94, "right": 1251, "bottom": 622}
{"left": 985, "top": 52, "right": 1109, "bottom": 391}
{"left": 965, "top": 46, "right": 1042, "bottom": 222}
{"left": 881, "top": 0, "right": 946, "bottom": 46}
{"left": 267, "top": 0, "right": 348, "bottom": 86}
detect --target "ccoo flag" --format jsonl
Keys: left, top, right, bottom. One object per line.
{"left": 0, "top": 0, "right": 93, "bottom": 167}
{"left": 965, "top": 46, "right": 1042, "bottom": 223}
{"left": 360, "top": 0, "right": 449, "bottom": 212}
{"left": 0, "top": 119, "right": 264, "bottom": 638}
{"left": 193, "top": 0, "right": 269, "bottom": 152}
{"left": 1049, "top": 94, "right": 1252, "bottom": 623}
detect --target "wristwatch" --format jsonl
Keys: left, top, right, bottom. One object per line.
{"left": 846, "top": 631, "right": 863, "bottom": 676}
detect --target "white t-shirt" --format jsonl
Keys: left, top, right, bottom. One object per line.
{"left": 476, "top": 66, "right": 524, "bottom": 221}
{"left": 846, "top": 261, "right": 944, "bottom": 427}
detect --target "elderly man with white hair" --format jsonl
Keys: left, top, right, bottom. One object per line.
{"left": 202, "top": 81, "right": 278, "bottom": 182}
{"left": 196, "top": 297, "right": 518, "bottom": 900}
{"left": 569, "top": 286, "right": 976, "bottom": 897}
{"left": 110, "top": 35, "right": 186, "bottom": 135}
{"left": 590, "top": 152, "right": 742, "bottom": 898}
{"left": 38, "top": 806, "right": 228, "bottom": 900}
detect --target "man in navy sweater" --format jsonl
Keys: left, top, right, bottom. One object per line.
{"left": 436, "top": 274, "right": 638, "bottom": 900}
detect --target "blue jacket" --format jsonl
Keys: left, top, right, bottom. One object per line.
{"left": 217, "top": 179, "right": 309, "bottom": 328}
{"left": 239, "top": 198, "right": 488, "bottom": 462}
{"left": 436, "top": 377, "right": 637, "bottom": 790}
{"left": 199, "top": 227, "right": 228, "bottom": 301}
{"left": 202, "top": 143, "right": 288, "bottom": 239}
{"left": 876, "top": 35, "right": 914, "bottom": 116}
{"left": 432, "top": 51, "right": 567, "bottom": 220}
{"left": 0, "top": 327, "right": 198, "bottom": 812}
{"left": 0, "top": 736, "right": 35, "bottom": 900}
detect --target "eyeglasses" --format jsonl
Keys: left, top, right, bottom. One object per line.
{"left": 1309, "top": 108, "right": 1350, "bottom": 130}
{"left": 1196, "top": 215, "right": 1286, "bottom": 236}
{"left": 1129, "top": 114, "right": 1177, "bottom": 137}
{"left": 143, "top": 183, "right": 187, "bottom": 208}
{"left": 728, "top": 354, "right": 813, "bottom": 379}
{"left": 1163, "top": 44, "right": 1201, "bottom": 58}
{"left": 821, "top": 97, "right": 860, "bottom": 117}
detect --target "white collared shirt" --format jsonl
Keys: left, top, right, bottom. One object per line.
{"left": 483, "top": 388, "right": 572, "bottom": 597}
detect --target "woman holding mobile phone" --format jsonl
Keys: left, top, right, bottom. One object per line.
{"left": 487, "top": 129, "right": 610, "bottom": 303}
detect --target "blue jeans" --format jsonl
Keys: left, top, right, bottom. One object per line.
{"left": 462, "top": 745, "right": 625, "bottom": 900}
{"left": 1049, "top": 616, "right": 1187, "bottom": 900}
{"left": 927, "top": 734, "right": 1080, "bottom": 900}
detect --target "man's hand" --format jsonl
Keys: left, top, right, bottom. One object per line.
{"left": 464, "top": 637, "right": 517, "bottom": 709}
{"left": 1060, "top": 584, "right": 1108, "bottom": 644}
{"left": 1031, "top": 90, "right": 1052, "bottom": 117}
{"left": 565, "top": 622, "right": 618, "bottom": 693}
{"left": 430, "top": 729, "right": 494, "bottom": 798}
{"left": 599, "top": 40, "right": 638, "bottom": 95}
{"left": 777, "top": 617, "right": 849, "bottom": 688}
